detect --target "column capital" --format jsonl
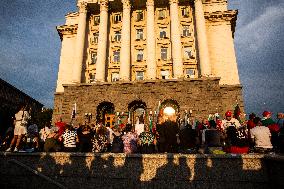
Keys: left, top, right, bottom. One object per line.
{"left": 100, "top": 0, "right": 109, "bottom": 12}
{"left": 169, "top": 0, "right": 179, "bottom": 5}
{"left": 78, "top": 2, "right": 88, "bottom": 13}
{"left": 146, "top": 0, "right": 154, "bottom": 7}
{"left": 121, "top": 0, "right": 131, "bottom": 9}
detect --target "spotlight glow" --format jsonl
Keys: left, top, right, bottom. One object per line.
{"left": 163, "top": 107, "right": 175, "bottom": 115}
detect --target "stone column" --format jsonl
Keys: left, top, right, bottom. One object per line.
{"left": 72, "top": 2, "right": 87, "bottom": 83}
{"left": 96, "top": 0, "right": 109, "bottom": 82}
{"left": 146, "top": 0, "right": 156, "bottom": 80}
{"left": 194, "top": 0, "right": 211, "bottom": 76}
{"left": 170, "top": 0, "right": 183, "bottom": 79}
{"left": 119, "top": 0, "right": 131, "bottom": 81}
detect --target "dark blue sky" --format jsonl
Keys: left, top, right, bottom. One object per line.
{"left": 0, "top": 0, "right": 283, "bottom": 118}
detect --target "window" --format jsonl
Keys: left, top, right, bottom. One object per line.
{"left": 184, "top": 47, "right": 192, "bottom": 59}
{"left": 181, "top": 7, "right": 189, "bottom": 17}
{"left": 113, "top": 50, "right": 120, "bottom": 63}
{"left": 114, "top": 14, "right": 122, "bottom": 23}
{"left": 111, "top": 72, "right": 119, "bottom": 82}
{"left": 93, "top": 33, "right": 99, "bottom": 43}
{"left": 186, "top": 69, "right": 195, "bottom": 78}
{"left": 89, "top": 73, "right": 96, "bottom": 83}
{"left": 182, "top": 26, "right": 191, "bottom": 37}
{"left": 161, "top": 70, "right": 169, "bottom": 79}
{"left": 160, "top": 29, "right": 167, "bottom": 38}
{"left": 136, "top": 71, "right": 144, "bottom": 81}
{"left": 94, "top": 16, "right": 100, "bottom": 25}
{"left": 136, "top": 29, "right": 143, "bottom": 40}
{"left": 158, "top": 9, "right": 165, "bottom": 19}
{"left": 136, "top": 10, "right": 143, "bottom": 21}
{"left": 114, "top": 31, "right": 121, "bottom": 42}
{"left": 91, "top": 52, "right": 97, "bottom": 64}
{"left": 137, "top": 50, "right": 143, "bottom": 61}
{"left": 161, "top": 48, "right": 167, "bottom": 61}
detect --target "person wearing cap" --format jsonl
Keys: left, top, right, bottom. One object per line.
{"left": 221, "top": 110, "right": 241, "bottom": 130}
{"left": 261, "top": 111, "right": 277, "bottom": 127}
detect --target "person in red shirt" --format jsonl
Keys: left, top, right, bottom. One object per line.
{"left": 55, "top": 117, "right": 66, "bottom": 137}
{"left": 247, "top": 113, "right": 256, "bottom": 130}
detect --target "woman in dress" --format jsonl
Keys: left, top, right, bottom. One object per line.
{"left": 6, "top": 105, "right": 30, "bottom": 152}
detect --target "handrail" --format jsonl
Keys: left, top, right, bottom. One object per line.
{"left": 8, "top": 159, "right": 67, "bottom": 189}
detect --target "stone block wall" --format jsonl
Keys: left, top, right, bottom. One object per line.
{"left": 53, "top": 78, "right": 244, "bottom": 124}
{"left": 1, "top": 153, "right": 283, "bottom": 189}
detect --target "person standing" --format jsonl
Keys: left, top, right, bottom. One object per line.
{"left": 221, "top": 111, "right": 241, "bottom": 130}
{"left": 122, "top": 124, "right": 138, "bottom": 154}
{"left": 163, "top": 114, "right": 179, "bottom": 153}
{"left": 138, "top": 125, "right": 156, "bottom": 154}
{"left": 6, "top": 105, "right": 30, "bottom": 152}
{"left": 203, "top": 120, "right": 224, "bottom": 154}
{"left": 250, "top": 117, "right": 273, "bottom": 153}
{"left": 92, "top": 126, "right": 108, "bottom": 153}
{"left": 55, "top": 117, "right": 66, "bottom": 137}
{"left": 261, "top": 111, "right": 280, "bottom": 150}
{"left": 61, "top": 124, "right": 78, "bottom": 152}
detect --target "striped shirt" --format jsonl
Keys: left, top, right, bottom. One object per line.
{"left": 62, "top": 130, "right": 77, "bottom": 148}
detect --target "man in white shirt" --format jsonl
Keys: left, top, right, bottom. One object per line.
{"left": 221, "top": 110, "right": 241, "bottom": 130}
{"left": 250, "top": 117, "right": 273, "bottom": 153}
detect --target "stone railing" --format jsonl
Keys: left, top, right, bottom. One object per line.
{"left": 0, "top": 152, "right": 283, "bottom": 188}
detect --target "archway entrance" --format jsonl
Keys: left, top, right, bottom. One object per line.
{"left": 128, "top": 100, "right": 147, "bottom": 125}
{"left": 160, "top": 99, "right": 180, "bottom": 121}
{"left": 96, "top": 102, "right": 115, "bottom": 127}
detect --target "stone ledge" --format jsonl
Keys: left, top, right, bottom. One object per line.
{"left": 62, "top": 77, "right": 222, "bottom": 88}
{"left": 1, "top": 152, "right": 278, "bottom": 159}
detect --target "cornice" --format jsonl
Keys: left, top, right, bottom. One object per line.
{"left": 204, "top": 10, "right": 237, "bottom": 22}
{"left": 204, "top": 10, "right": 238, "bottom": 37}
{"left": 203, "top": 0, "right": 227, "bottom": 4}
{"left": 56, "top": 25, "right": 78, "bottom": 40}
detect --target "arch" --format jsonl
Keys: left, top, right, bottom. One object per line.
{"left": 160, "top": 99, "right": 180, "bottom": 113}
{"left": 128, "top": 100, "right": 147, "bottom": 124}
{"left": 96, "top": 101, "right": 115, "bottom": 124}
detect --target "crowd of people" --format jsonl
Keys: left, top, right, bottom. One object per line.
{"left": 1, "top": 105, "right": 284, "bottom": 155}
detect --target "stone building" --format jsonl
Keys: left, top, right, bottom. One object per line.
{"left": 54, "top": 0, "right": 244, "bottom": 125}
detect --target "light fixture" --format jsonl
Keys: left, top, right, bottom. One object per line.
{"left": 163, "top": 107, "right": 175, "bottom": 115}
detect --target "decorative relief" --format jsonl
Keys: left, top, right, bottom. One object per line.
{"left": 146, "top": 0, "right": 154, "bottom": 7}
{"left": 204, "top": 10, "right": 237, "bottom": 22}
{"left": 100, "top": 0, "right": 109, "bottom": 11}
{"left": 169, "top": 0, "right": 179, "bottom": 5}
{"left": 121, "top": 0, "right": 131, "bottom": 9}
{"left": 57, "top": 25, "right": 78, "bottom": 40}
{"left": 194, "top": 0, "right": 202, "bottom": 3}
{"left": 78, "top": 2, "right": 88, "bottom": 13}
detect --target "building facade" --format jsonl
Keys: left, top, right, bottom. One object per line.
{"left": 54, "top": 0, "right": 243, "bottom": 124}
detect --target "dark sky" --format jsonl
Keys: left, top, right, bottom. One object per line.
{"left": 0, "top": 0, "right": 283, "bottom": 118}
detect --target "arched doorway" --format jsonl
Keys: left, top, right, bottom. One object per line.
{"left": 96, "top": 101, "right": 115, "bottom": 127}
{"left": 128, "top": 100, "right": 147, "bottom": 125}
{"left": 160, "top": 99, "right": 180, "bottom": 121}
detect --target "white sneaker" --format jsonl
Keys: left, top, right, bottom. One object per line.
{"left": 6, "top": 147, "right": 12, "bottom": 152}
{"left": 13, "top": 147, "right": 18, "bottom": 152}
